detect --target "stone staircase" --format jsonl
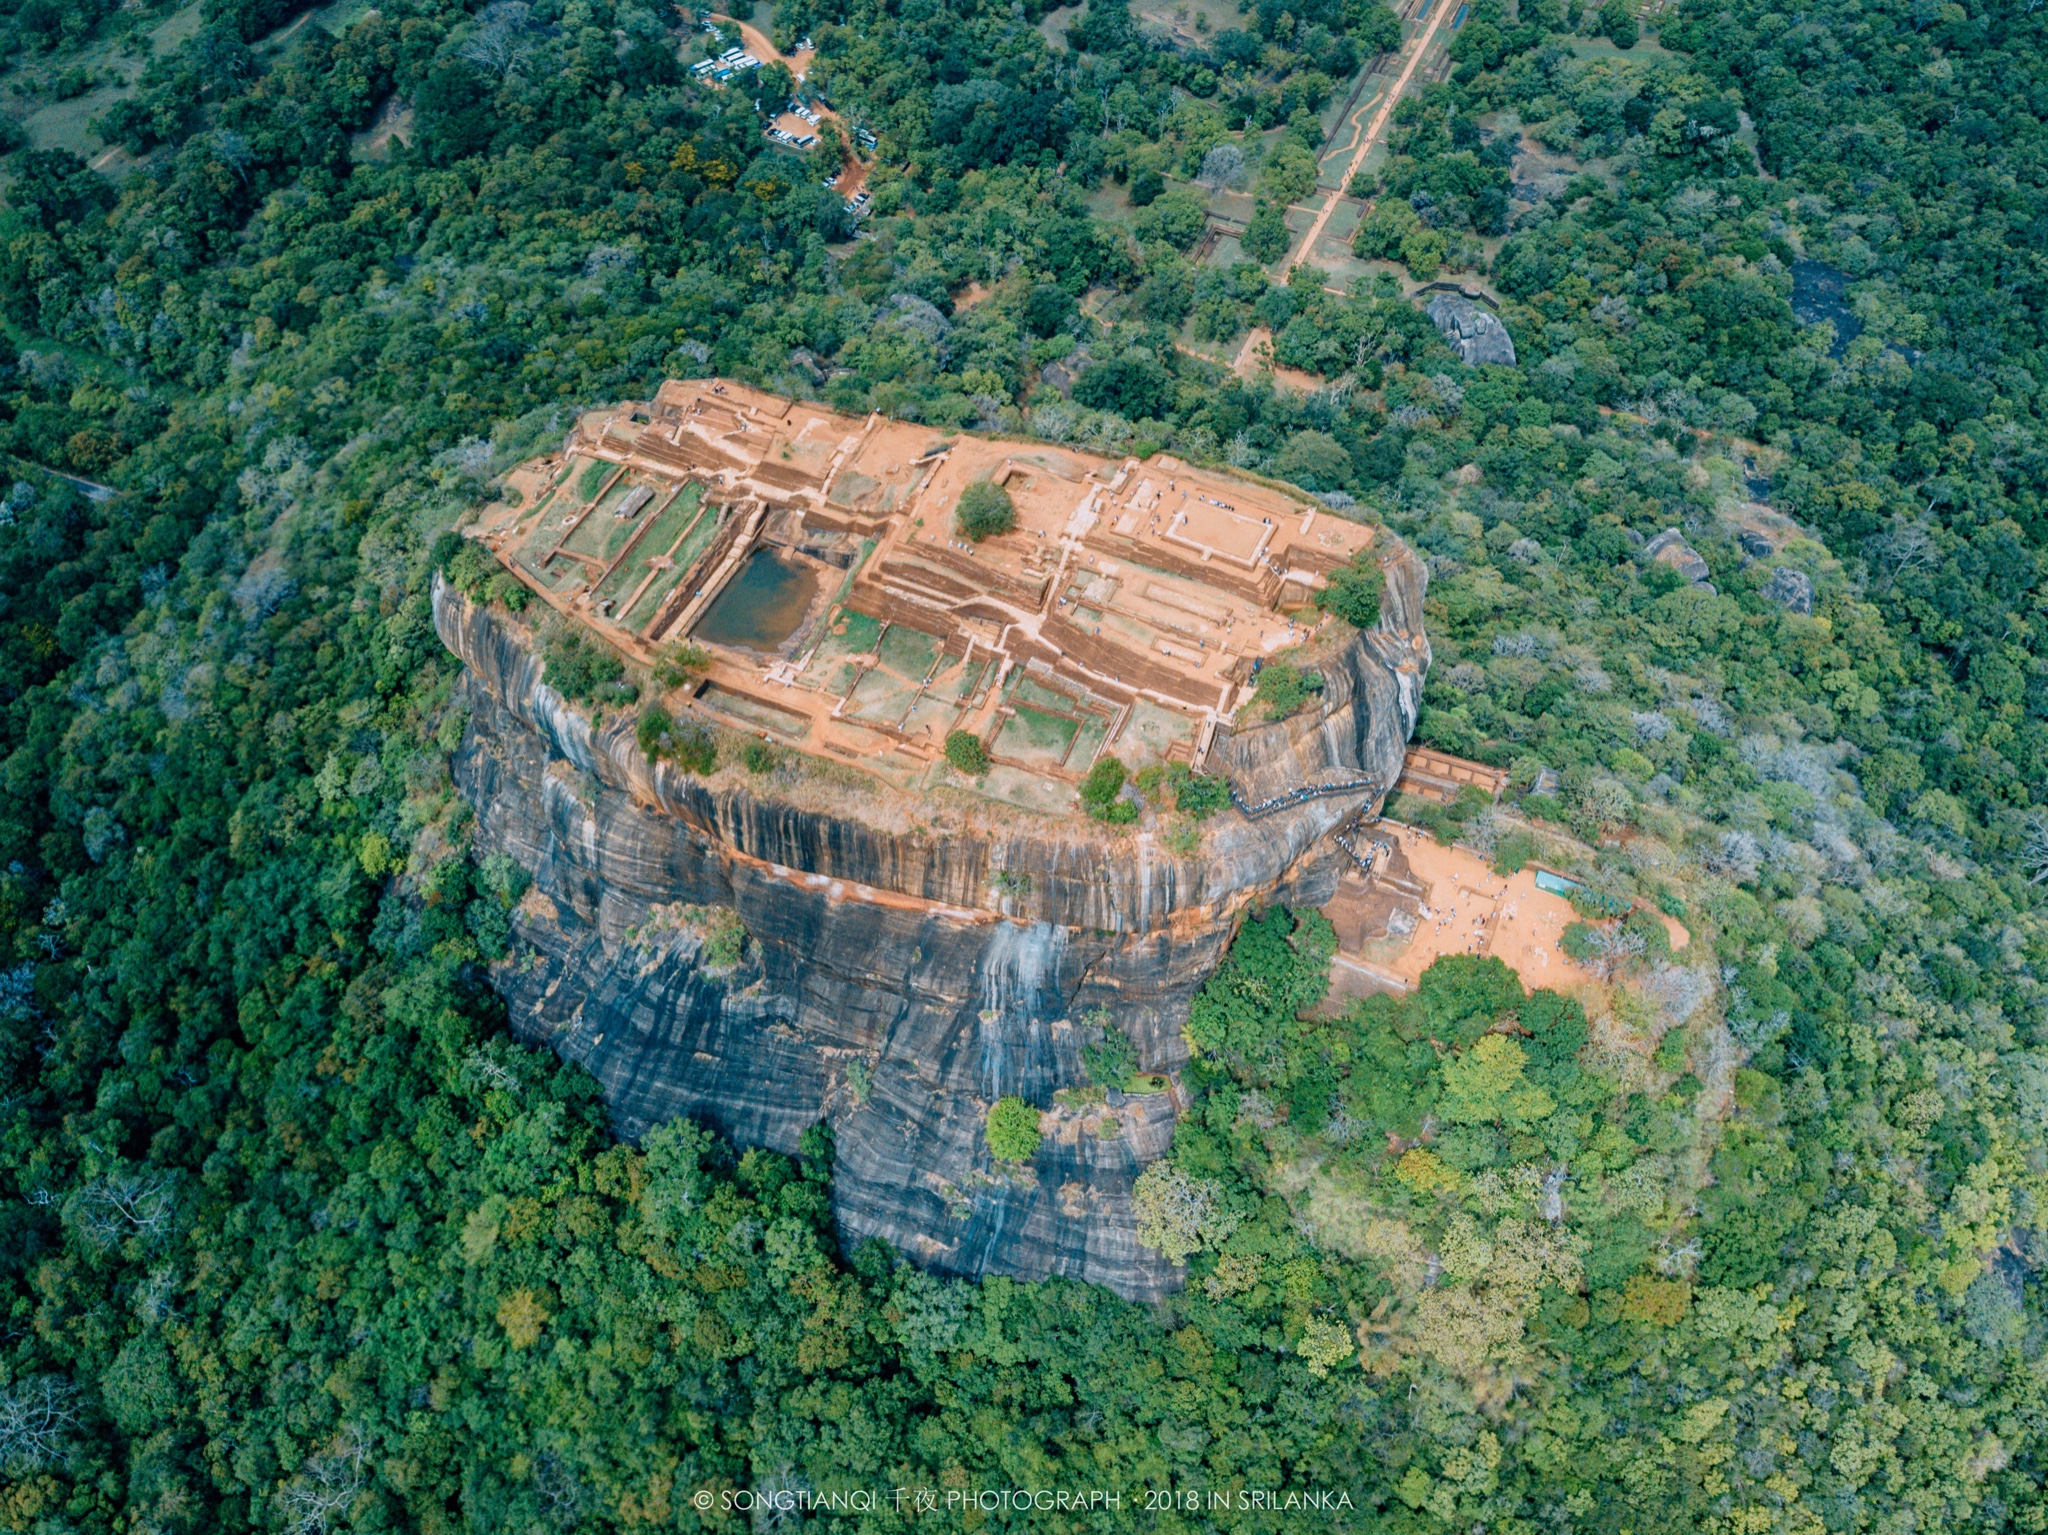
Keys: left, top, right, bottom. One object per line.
{"left": 1228, "top": 775, "right": 1380, "bottom": 822}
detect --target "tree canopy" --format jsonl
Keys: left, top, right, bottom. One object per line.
{"left": 0, "top": 0, "right": 2046, "bottom": 1526}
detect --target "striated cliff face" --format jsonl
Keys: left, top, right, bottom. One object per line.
{"left": 435, "top": 533, "right": 1428, "bottom": 1299}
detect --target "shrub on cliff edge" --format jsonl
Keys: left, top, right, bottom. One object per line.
{"left": 437, "top": 533, "right": 530, "bottom": 611}
{"left": 985, "top": 1097, "right": 1043, "bottom": 1163}
{"left": 690, "top": 907, "right": 748, "bottom": 971}
{"left": 638, "top": 705, "right": 717, "bottom": 774}
{"left": 1254, "top": 662, "right": 1323, "bottom": 720}
{"left": 1081, "top": 1008, "right": 1139, "bottom": 1091}
{"left": 1080, "top": 755, "right": 1133, "bottom": 822}
{"left": 545, "top": 628, "right": 636, "bottom": 706}
{"left": 1174, "top": 769, "right": 1229, "bottom": 820}
{"left": 1318, "top": 559, "right": 1382, "bottom": 630}
{"left": 638, "top": 903, "right": 749, "bottom": 971}
{"left": 654, "top": 641, "right": 712, "bottom": 689}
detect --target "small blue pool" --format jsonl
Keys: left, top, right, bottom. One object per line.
{"left": 1533, "top": 869, "right": 1582, "bottom": 897}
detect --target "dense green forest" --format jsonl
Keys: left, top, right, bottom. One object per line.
{"left": 0, "top": 0, "right": 2045, "bottom": 1529}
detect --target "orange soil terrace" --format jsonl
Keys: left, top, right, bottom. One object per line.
{"left": 470, "top": 380, "right": 1380, "bottom": 807}
{"left": 1322, "top": 821, "right": 1692, "bottom": 1008}
{"left": 1325, "top": 824, "right": 1597, "bottom": 1005}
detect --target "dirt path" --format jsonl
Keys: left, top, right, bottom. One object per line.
{"left": 26, "top": 465, "right": 118, "bottom": 502}
{"left": 1230, "top": 0, "right": 1458, "bottom": 372}
{"left": 1232, "top": 326, "right": 1272, "bottom": 380}
{"left": 710, "top": 14, "right": 812, "bottom": 75}
{"left": 1308, "top": 0, "right": 1459, "bottom": 247}
{"left": 708, "top": 14, "right": 869, "bottom": 191}
{"left": 1227, "top": 327, "right": 1323, "bottom": 391}
{"left": 1316, "top": 71, "right": 1388, "bottom": 174}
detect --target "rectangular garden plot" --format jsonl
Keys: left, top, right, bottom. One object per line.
{"left": 588, "top": 483, "right": 707, "bottom": 623}
{"left": 976, "top": 764, "right": 1080, "bottom": 816}
{"left": 797, "top": 609, "right": 884, "bottom": 697}
{"left": 559, "top": 502, "right": 642, "bottom": 566}
{"left": 1116, "top": 701, "right": 1198, "bottom": 770}
{"left": 876, "top": 624, "right": 942, "bottom": 680}
{"left": 698, "top": 684, "right": 811, "bottom": 739}
{"left": 993, "top": 703, "right": 1082, "bottom": 767}
{"left": 899, "top": 691, "right": 965, "bottom": 739}
{"left": 845, "top": 666, "right": 922, "bottom": 727}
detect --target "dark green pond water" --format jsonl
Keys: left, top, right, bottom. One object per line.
{"left": 693, "top": 548, "right": 817, "bottom": 651}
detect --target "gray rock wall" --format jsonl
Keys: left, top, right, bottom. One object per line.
{"left": 432, "top": 529, "right": 1428, "bottom": 1299}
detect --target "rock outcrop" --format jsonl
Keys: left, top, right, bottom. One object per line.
{"left": 434, "top": 532, "right": 1429, "bottom": 1299}
{"left": 1642, "top": 527, "right": 1711, "bottom": 584}
{"left": 1039, "top": 347, "right": 1094, "bottom": 397}
{"left": 1425, "top": 293, "right": 1516, "bottom": 366}
{"left": 1761, "top": 566, "right": 1814, "bottom": 614}
{"left": 1789, "top": 257, "right": 1860, "bottom": 360}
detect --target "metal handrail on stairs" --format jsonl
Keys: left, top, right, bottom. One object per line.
{"left": 1331, "top": 812, "right": 1385, "bottom": 876}
{"left": 1227, "top": 775, "right": 1380, "bottom": 821}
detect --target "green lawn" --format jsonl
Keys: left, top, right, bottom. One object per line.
{"left": 948, "top": 656, "right": 990, "bottom": 701}
{"left": 594, "top": 482, "right": 703, "bottom": 605}
{"left": 847, "top": 668, "right": 920, "bottom": 725}
{"left": 797, "top": 608, "right": 885, "bottom": 696}
{"left": 559, "top": 502, "right": 639, "bottom": 564}
{"left": 1010, "top": 675, "right": 1082, "bottom": 715}
{"left": 995, "top": 704, "right": 1081, "bottom": 766}
{"left": 662, "top": 496, "right": 726, "bottom": 583}
{"left": 5, "top": 2, "right": 203, "bottom": 171}
{"left": 876, "top": 624, "right": 941, "bottom": 679}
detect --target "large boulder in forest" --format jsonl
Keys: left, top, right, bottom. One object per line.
{"left": 1761, "top": 566, "right": 1814, "bottom": 614}
{"left": 1039, "top": 346, "right": 1094, "bottom": 397}
{"left": 1642, "top": 527, "right": 1711, "bottom": 583}
{"left": 1425, "top": 292, "right": 1517, "bottom": 366}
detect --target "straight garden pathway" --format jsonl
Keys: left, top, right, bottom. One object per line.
{"left": 1296, "top": 0, "right": 1459, "bottom": 261}
{"left": 1230, "top": 0, "right": 1460, "bottom": 372}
